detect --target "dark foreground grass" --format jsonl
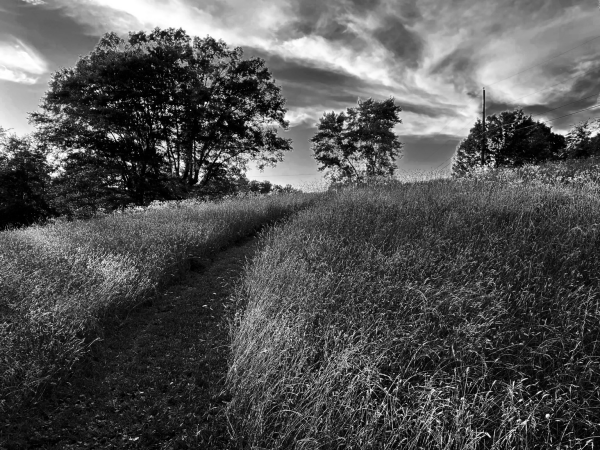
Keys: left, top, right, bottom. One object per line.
{"left": 227, "top": 179, "right": 600, "bottom": 449}
{"left": 1, "top": 236, "right": 260, "bottom": 449}
{"left": 0, "top": 192, "right": 319, "bottom": 412}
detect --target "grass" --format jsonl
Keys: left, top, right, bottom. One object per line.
{"left": 0, "top": 192, "right": 319, "bottom": 412}
{"left": 227, "top": 171, "right": 600, "bottom": 448}
{"left": 456, "top": 156, "right": 600, "bottom": 188}
{"left": 2, "top": 238, "right": 260, "bottom": 449}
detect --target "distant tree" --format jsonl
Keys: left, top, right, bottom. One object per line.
{"left": 453, "top": 108, "right": 566, "bottom": 175}
{"left": 272, "top": 183, "right": 300, "bottom": 194}
{"left": 563, "top": 119, "right": 600, "bottom": 159}
{"left": 0, "top": 131, "right": 54, "bottom": 228}
{"left": 248, "top": 180, "right": 273, "bottom": 194}
{"left": 311, "top": 98, "right": 403, "bottom": 183}
{"left": 31, "top": 28, "right": 292, "bottom": 206}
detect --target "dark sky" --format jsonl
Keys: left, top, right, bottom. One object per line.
{"left": 1, "top": 0, "right": 599, "bottom": 185}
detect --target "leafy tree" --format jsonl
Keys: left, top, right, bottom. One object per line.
{"left": 453, "top": 108, "right": 565, "bottom": 175}
{"left": 190, "top": 166, "right": 250, "bottom": 199}
{"left": 311, "top": 98, "right": 403, "bottom": 182}
{"left": 248, "top": 180, "right": 273, "bottom": 194}
{"left": 48, "top": 151, "right": 131, "bottom": 218}
{"left": 452, "top": 119, "right": 485, "bottom": 175}
{"left": 564, "top": 119, "right": 600, "bottom": 159}
{"left": 31, "top": 28, "right": 292, "bottom": 206}
{"left": 271, "top": 183, "right": 300, "bottom": 194}
{"left": 0, "top": 131, "right": 54, "bottom": 228}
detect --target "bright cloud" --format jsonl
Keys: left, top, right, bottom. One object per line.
{"left": 0, "top": 66, "right": 38, "bottom": 84}
{"left": 0, "top": 38, "right": 47, "bottom": 84}
{"left": 10, "top": 0, "right": 600, "bottom": 136}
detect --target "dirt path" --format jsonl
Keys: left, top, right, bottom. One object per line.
{"left": 1, "top": 238, "right": 259, "bottom": 450}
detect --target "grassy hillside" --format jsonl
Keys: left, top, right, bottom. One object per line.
{"left": 227, "top": 169, "right": 600, "bottom": 449}
{"left": 0, "top": 192, "right": 319, "bottom": 412}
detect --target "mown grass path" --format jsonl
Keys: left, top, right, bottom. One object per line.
{"left": 1, "top": 238, "right": 259, "bottom": 450}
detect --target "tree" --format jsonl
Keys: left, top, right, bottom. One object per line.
{"left": 248, "top": 180, "right": 273, "bottom": 194}
{"left": 272, "top": 183, "right": 300, "bottom": 194}
{"left": 453, "top": 108, "right": 566, "bottom": 175}
{"left": 0, "top": 131, "right": 54, "bottom": 228}
{"left": 31, "top": 28, "right": 292, "bottom": 206}
{"left": 47, "top": 150, "right": 131, "bottom": 218}
{"left": 452, "top": 119, "right": 485, "bottom": 175}
{"left": 190, "top": 166, "right": 250, "bottom": 199}
{"left": 311, "top": 98, "right": 403, "bottom": 183}
{"left": 564, "top": 119, "right": 600, "bottom": 159}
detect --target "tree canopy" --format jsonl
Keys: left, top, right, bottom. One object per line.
{"left": 453, "top": 108, "right": 566, "bottom": 175}
{"left": 0, "top": 130, "right": 54, "bottom": 228}
{"left": 31, "top": 28, "right": 292, "bottom": 206}
{"left": 564, "top": 119, "right": 600, "bottom": 159}
{"left": 311, "top": 98, "right": 403, "bottom": 183}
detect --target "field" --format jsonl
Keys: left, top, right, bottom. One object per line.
{"left": 227, "top": 162, "right": 600, "bottom": 449}
{"left": 0, "top": 192, "right": 319, "bottom": 412}
{"left": 2, "top": 159, "right": 600, "bottom": 448}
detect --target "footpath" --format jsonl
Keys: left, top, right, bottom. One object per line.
{"left": 0, "top": 238, "right": 259, "bottom": 449}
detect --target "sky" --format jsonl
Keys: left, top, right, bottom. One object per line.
{"left": 0, "top": 0, "right": 599, "bottom": 186}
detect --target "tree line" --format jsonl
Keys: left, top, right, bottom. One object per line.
{"left": 453, "top": 109, "right": 600, "bottom": 174}
{"left": 1, "top": 27, "right": 598, "bottom": 229}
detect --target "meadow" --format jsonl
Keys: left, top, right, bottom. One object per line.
{"left": 3, "top": 157, "right": 600, "bottom": 448}
{"left": 227, "top": 162, "right": 600, "bottom": 449}
{"left": 0, "top": 192, "right": 318, "bottom": 412}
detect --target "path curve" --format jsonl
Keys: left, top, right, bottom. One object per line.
{"left": 1, "top": 238, "right": 259, "bottom": 450}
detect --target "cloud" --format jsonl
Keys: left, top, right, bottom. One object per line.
{"left": 0, "top": 66, "right": 38, "bottom": 84}
{"left": 429, "top": 46, "right": 480, "bottom": 95}
{"left": 21, "top": 0, "right": 46, "bottom": 5}
{"left": 6, "top": 0, "right": 600, "bottom": 148}
{"left": 0, "top": 37, "right": 47, "bottom": 84}
{"left": 372, "top": 15, "right": 423, "bottom": 68}
{"left": 248, "top": 48, "right": 386, "bottom": 108}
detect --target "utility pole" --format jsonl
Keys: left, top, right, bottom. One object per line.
{"left": 482, "top": 87, "right": 487, "bottom": 166}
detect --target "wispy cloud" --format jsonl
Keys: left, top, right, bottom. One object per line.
{"left": 9, "top": 0, "right": 600, "bottom": 135}
{"left": 0, "top": 37, "right": 47, "bottom": 84}
{"left": 21, "top": 0, "right": 47, "bottom": 5}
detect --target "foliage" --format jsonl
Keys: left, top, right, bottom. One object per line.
{"left": 0, "top": 131, "right": 54, "bottom": 229}
{"left": 564, "top": 119, "right": 600, "bottom": 159}
{"left": 31, "top": 28, "right": 292, "bottom": 206}
{"left": 453, "top": 108, "right": 565, "bottom": 175}
{"left": 48, "top": 151, "right": 133, "bottom": 219}
{"left": 455, "top": 155, "right": 600, "bottom": 188}
{"left": 0, "top": 192, "right": 319, "bottom": 412}
{"left": 188, "top": 173, "right": 299, "bottom": 200}
{"left": 228, "top": 177, "right": 600, "bottom": 449}
{"left": 272, "top": 183, "right": 300, "bottom": 194}
{"left": 311, "top": 98, "right": 403, "bottom": 183}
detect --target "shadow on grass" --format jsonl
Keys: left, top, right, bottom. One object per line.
{"left": 0, "top": 238, "right": 259, "bottom": 450}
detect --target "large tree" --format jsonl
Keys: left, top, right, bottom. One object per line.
{"left": 311, "top": 98, "right": 403, "bottom": 183}
{"left": 31, "top": 28, "right": 292, "bottom": 206}
{"left": 453, "top": 108, "right": 566, "bottom": 175}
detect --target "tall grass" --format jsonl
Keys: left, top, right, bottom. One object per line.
{"left": 457, "top": 156, "right": 600, "bottom": 188}
{"left": 228, "top": 177, "right": 600, "bottom": 449}
{"left": 0, "top": 192, "right": 317, "bottom": 411}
